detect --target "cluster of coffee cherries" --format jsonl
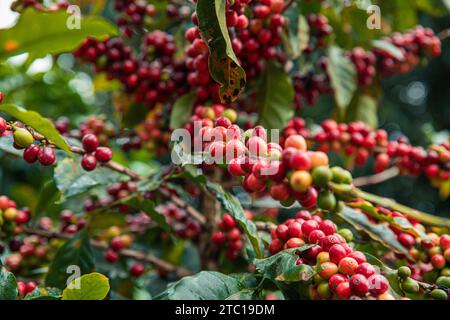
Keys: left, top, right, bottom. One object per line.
{"left": 302, "top": 14, "right": 333, "bottom": 54}
{"left": 84, "top": 181, "right": 137, "bottom": 213}
{"left": 269, "top": 212, "right": 394, "bottom": 300}
{"left": 157, "top": 203, "right": 202, "bottom": 240}
{"left": 350, "top": 26, "right": 441, "bottom": 86}
{"left": 114, "top": 0, "right": 157, "bottom": 37}
{"left": 74, "top": 35, "right": 188, "bottom": 109}
{"left": 292, "top": 59, "right": 332, "bottom": 108}
{"left": 4, "top": 234, "right": 52, "bottom": 272}
{"left": 0, "top": 195, "right": 31, "bottom": 235}
{"left": 375, "top": 26, "right": 441, "bottom": 78}
{"left": 58, "top": 209, "right": 86, "bottom": 235}
{"left": 11, "top": 0, "right": 69, "bottom": 12}
{"left": 104, "top": 231, "right": 134, "bottom": 264}
{"left": 184, "top": 106, "right": 355, "bottom": 211}
{"left": 211, "top": 212, "right": 252, "bottom": 260}
{"left": 80, "top": 133, "right": 113, "bottom": 171}
{"left": 17, "top": 281, "right": 38, "bottom": 298}
{"left": 396, "top": 265, "right": 449, "bottom": 300}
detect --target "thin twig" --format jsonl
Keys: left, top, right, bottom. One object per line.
{"left": 255, "top": 221, "right": 277, "bottom": 232}
{"left": 23, "top": 227, "right": 192, "bottom": 277}
{"left": 353, "top": 167, "right": 400, "bottom": 187}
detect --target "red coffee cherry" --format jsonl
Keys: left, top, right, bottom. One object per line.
{"left": 356, "top": 262, "right": 376, "bottom": 278}
{"left": 23, "top": 144, "right": 40, "bottom": 163}
{"left": 0, "top": 117, "right": 6, "bottom": 134}
{"left": 37, "top": 147, "right": 56, "bottom": 166}
{"left": 104, "top": 249, "right": 119, "bottom": 263}
{"left": 95, "top": 147, "right": 113, "bottom": 163}
{"left": 328, "top": 273, "right": 347, "bottom": 292}
{"left": 81, "top": 154, "right": 97, "bottom": 171}
{"left": 82, "top": 134, "right": 99, "bottom": 152}
{"left": 349, "top": 274, "right": 369, "bottom": 297}
{"left": 398, "top": 233, "right": 416, "bottom": 248}
{"left": 368, "top": 274, "right": 389, "bottom": 295}
{"left": 329, "top": 244, "right": 347, "bottom": 264}
{"left": 338, "top": 257, "right": 359, "bottom": 275}
{"left": 130, "top": 262, "right": 145, "bottom": 277}
{"left": 336, "top": 282, "right": 352, "bottom": 300}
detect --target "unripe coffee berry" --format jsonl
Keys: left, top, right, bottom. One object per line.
{"left": 312, "top": 166, "right": 332, "bottom": 188}
{"left": 430, "top": 288, "right": 448, "bottom": 300}
{"left": 318, "top": 262, "right": 338, "bottom": 279}
{"left": 13, "top": 128, "right": 34, "bottom": 148}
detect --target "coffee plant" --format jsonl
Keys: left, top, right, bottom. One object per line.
{"left": 0, "top": 0, "right": 449, "bottom": 301}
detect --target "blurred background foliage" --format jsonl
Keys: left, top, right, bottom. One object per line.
{"left": 0, "top": 0, "right": 449, "bottom": 219}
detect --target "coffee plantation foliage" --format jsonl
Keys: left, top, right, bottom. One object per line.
{"left": 0, "top": 0, "right": 449, "bottom": 301}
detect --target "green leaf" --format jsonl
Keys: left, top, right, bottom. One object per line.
{"left": 327, "top": 46, "right": 357, "bottom": 113}
{"left": 54, "top": 158, "right": 121, "bottom": 199}
{"left": 206, "top": 181, "right": 264, "bottom": 258}
{"left": 0, "top": 8, "right": 118, "bottom": 61}
{"left": 62, "top": 272, "right": 110, "bottom": 300}
{"left": 297, "top": 15, "right": 310, "bottom": 55}
{"left": 24, "top": 287, "right": 62, "bottom": 300}
{"left": 339, "top": 206, "right": 411, "bottom": 257}
{"left": 347, "top": 200, "right": 428, "bottom": 239}
{"left": 253, "top": 246, "right": 314, "bottom": 282}
{"left": 0, "top": 268, "right": 18, "bottom": 300}
{"left": 0, "top": 135, "right": 22, "bottom": 156}
{"left": 34, "top": 180, "right": 61, "bottom": 217}
{"left": 46, "top": 230, "right": 95, "bottom": 289}
{"left": 155, "top": 271, "right": 255, "bottom": 300}
{"left": 197, "top": 0, "right": 246, "bottom": 103}
{"left": 170, "top": 93, "right": 196, "bottom": 130}
{"left": 257, "top": 62, "right": 295, "bottom": 130}
{"left": 124, "top": 195, "right": 171, "bottom": 232}
{"left": 0, "top": 104, "right": 73, "bottom": 157}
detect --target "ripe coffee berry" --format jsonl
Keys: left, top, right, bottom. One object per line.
{"left": 81, "top": 154, "right": 97, "bottom": 171}
{"left": 338, "top": 257, "right": 359, "bottom": 275}
{"left": 349, "top": 274, "right": 369, "bottom": 297}
{"left": 95, "top": 147, "right": 113, "bottom": 163}
{"left": 130, "top": 262, "right": 145, "bottom": 277}
{"left": 82, "top": 134, "right": 99, "bottom": 152}
{"left": 37, "top": 147, "right": 56, "bottom": 166}
{"left": 23, "top": 144, "right": 40, "bottom": 163}
{"left": 0, "top": 117, "right": 6, "bottom": 134}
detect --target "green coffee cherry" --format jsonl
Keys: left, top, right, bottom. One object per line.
{"left": 13, "top": 127, "right": 34, "bottom": 148}
{"left": 312, "top": 166, "right": 332, "bottom": 188}
{"left": 398, "top": 266, "right": 411, "bottom": 279}
{"left": 317, "top": 191, "right": 336, "bottom": 211}
{"left": 313, "top": 273, "right": 324, "bottom": 284}
{"left": 440, "top": 268, "right": 450, "bottom": 277}
{"left": 401, "top": 277, "right": 420, "bottom": 293}
{"left": 333, "top": 200, "right": 344, "bottom": 213}
{"left": 338, "top": 228, "right": 354, "bottom": 242}
{"left": 280, "top": 197, "right": 295, "bottom": 208}
{"left": 430, "top": 289, "right": 448, "bottom": 300}
{"left": 436, "top": 276, "right": 450, "bottom": 287}
{"left": 331, "top": 167, "right": 352, "bottom": 184}
{"left": 317, "top": 282, "right": 331, "bottom": 299}
{"left": 222, "top": 109, "right": 237, "bottom": 123}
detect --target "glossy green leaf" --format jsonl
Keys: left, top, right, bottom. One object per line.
{"left": 0, "top": 268, "right": 18, "bottom": 300}
{"left": 257, "top": 62, "right": 295, "bottom": 130}
{"left": 206, "top": 181, "right": 264, "bottom": 258}
{"left": 62, "top": 272, "right": 110, "bottom": 300}
{"left": 339, "top": 206, "right": 411, "bottom": 257}
{"left": 54, "top": 158, "right": 121, "bottom": 199}
{"left": 155, "top": 271, "right": 255, "bottom": 300}
{"left": 170, "top": 93, "right": 196, "bottom": 130}
{"left": 46, "top": 230, "right": 95, "bottom": 289}
{"left": 347, "top": 94, "right": 379, "bottom": 129}
{"left": 24, "top": 287, "right": 62, "bottom": 300}
{"left": 0, "top": 104, "right": 73, "bottom": 157}
{"left": 34, "top": 180, "right": 61, "bottom": 217}
{"left": 253, "top": 246, "right": 314, "bottom": 282}
{"left": 197, "top": 0, "right": 246, "bottom": 103}
{"left": 327, "top": 46, "right": 357, "bottom": 112}
{"left": 0, "top": 135, "right": 22, "bottom": 156}
{"left": 0, "top": 8, "right": 118, "bottom": 61}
